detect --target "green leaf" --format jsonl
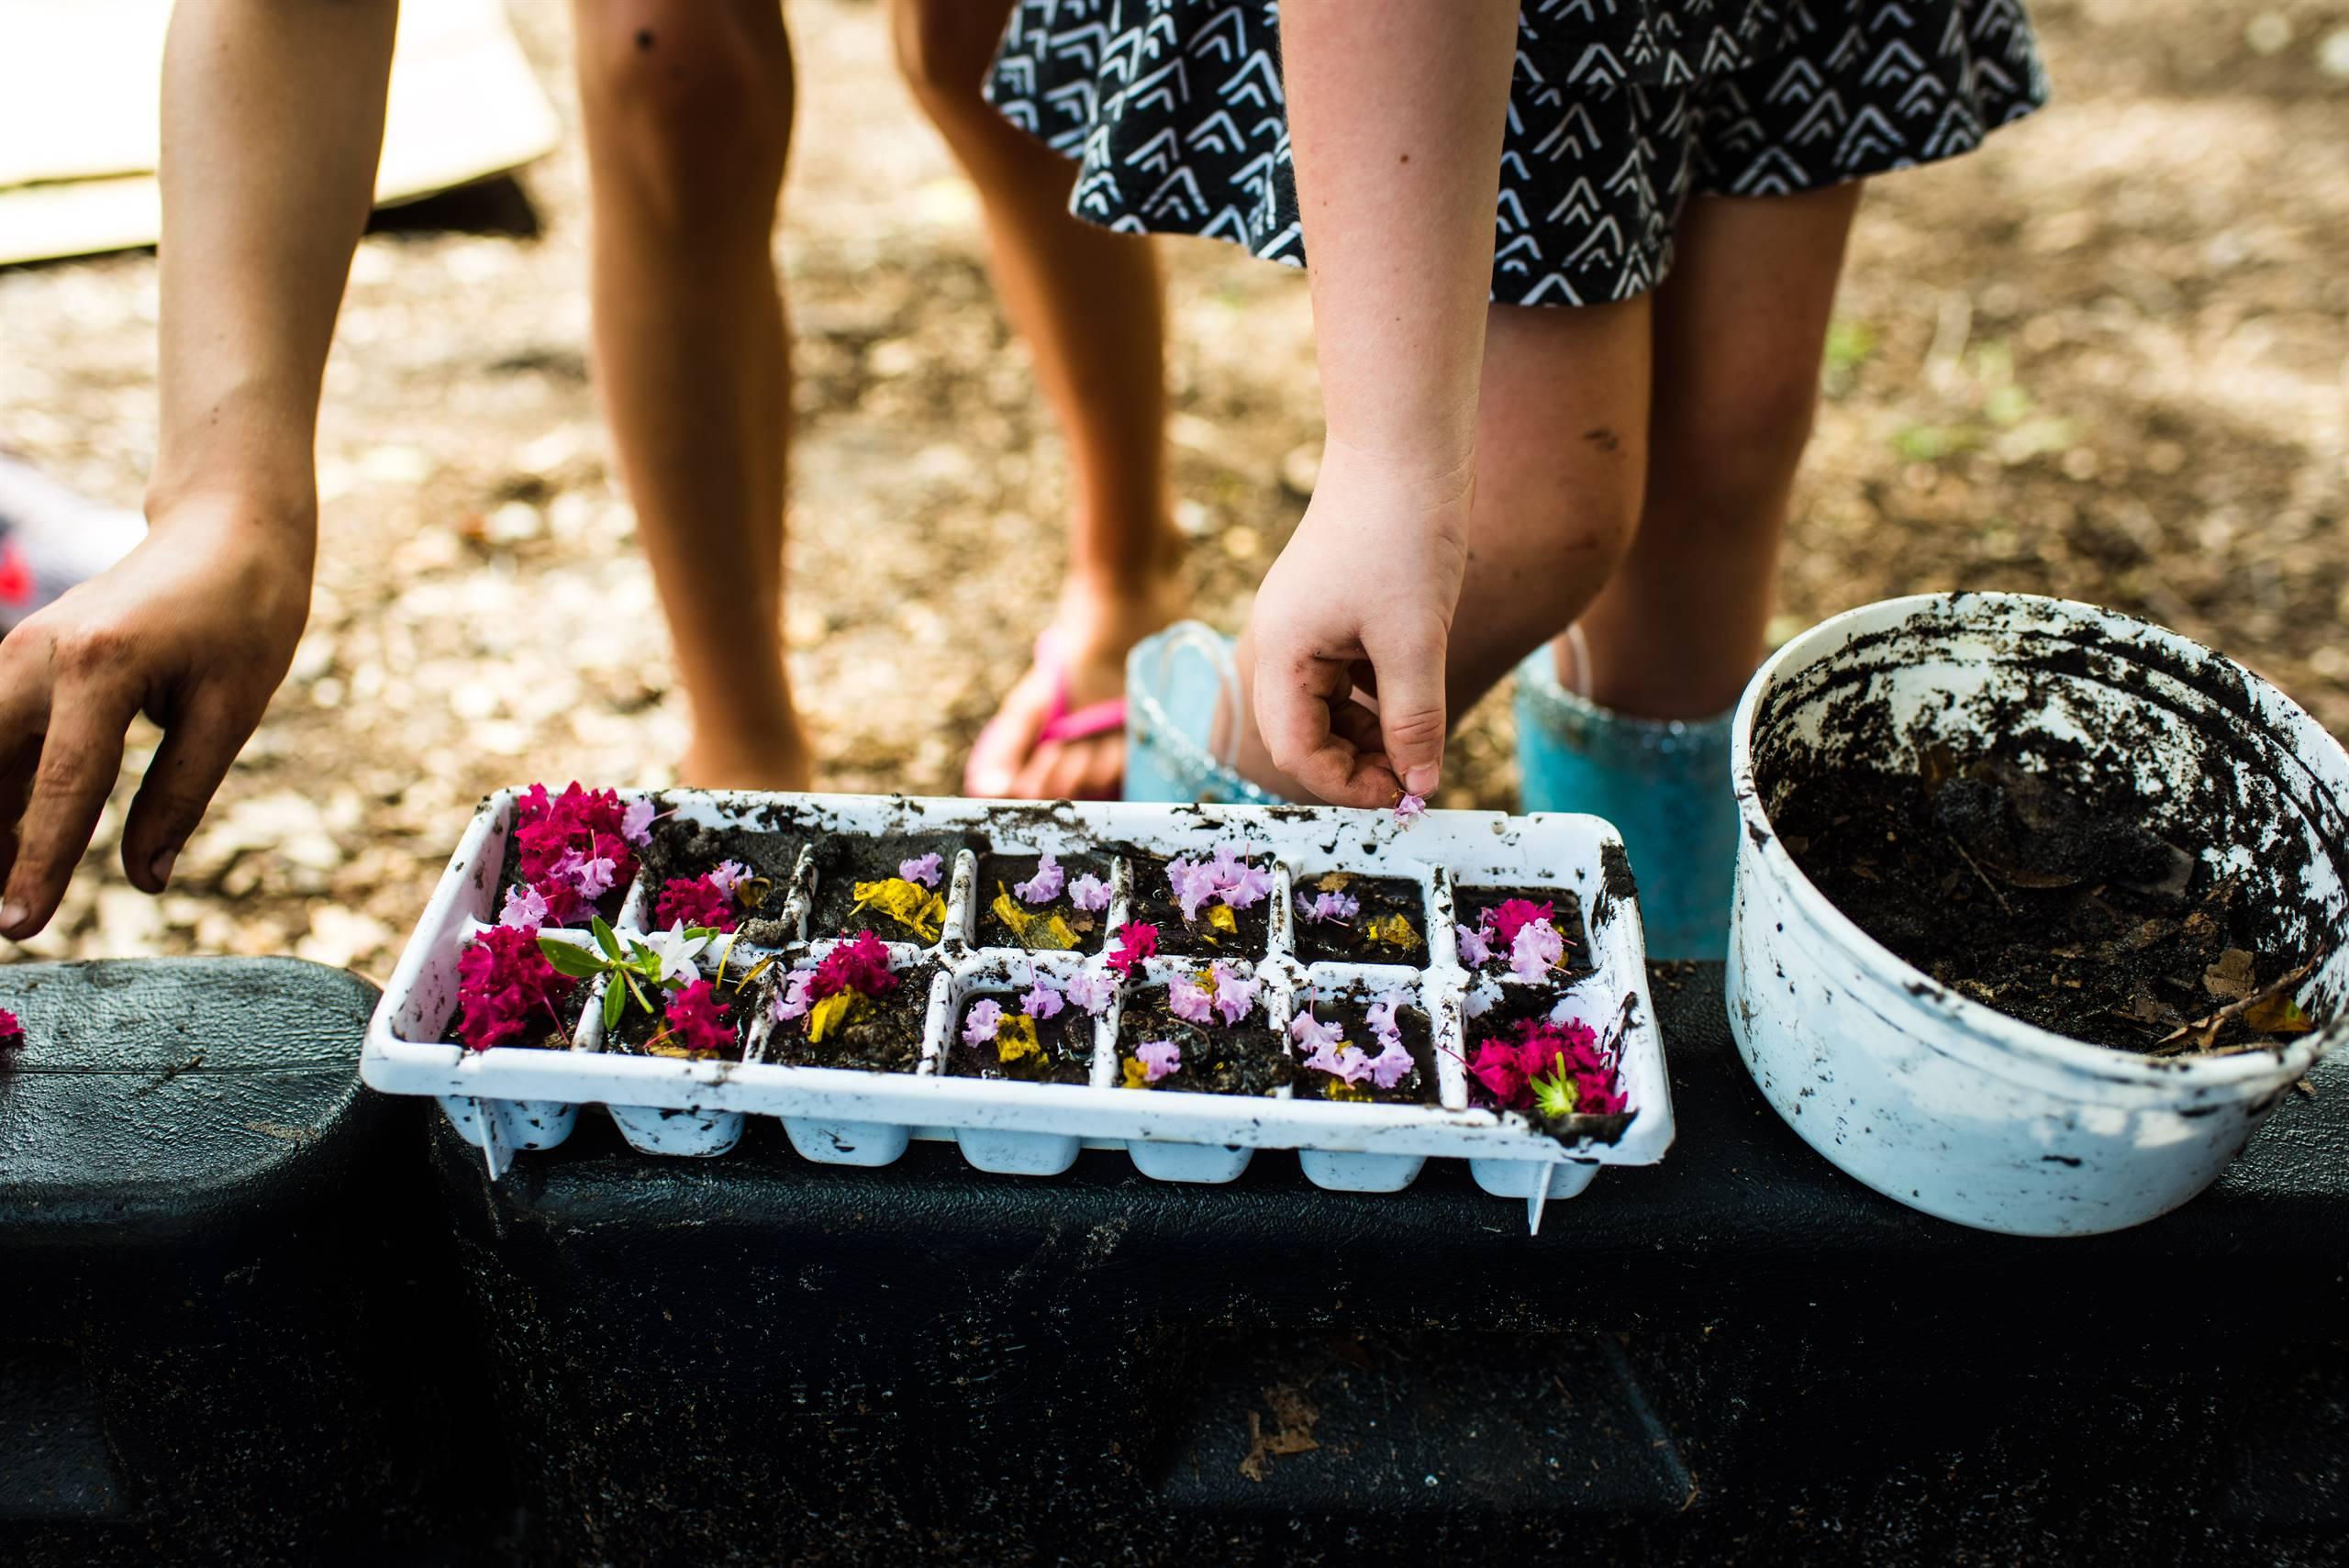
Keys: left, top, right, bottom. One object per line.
{"left": 592, "top": 915, "right": 622, "bottom": 961}
{"left": 539, "top": 938, "right": 608, "bottom": 979}
{"left": 602, "top": 979, "right": 627, "bottom": 1031}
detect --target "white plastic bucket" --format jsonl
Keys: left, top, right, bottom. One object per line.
{"left": 1729, "top": 594, "right": 2348, "bottom": 1236}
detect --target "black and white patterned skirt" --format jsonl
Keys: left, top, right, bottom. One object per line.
{"left": 988, "top": 0, "right": 2049, "bottom": 306}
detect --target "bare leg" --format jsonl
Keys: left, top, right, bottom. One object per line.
{"left": 1572, "top": 183, "right": 1865, "bottom": 719}
{"left": 1232, "top": 297, "right": 1653, "bottom": 797}
{"left": 574, "top": 0, "right": 809, "bottom": 788}
{"left": 892, "top": 0, "right": 1184, "bottom": 800}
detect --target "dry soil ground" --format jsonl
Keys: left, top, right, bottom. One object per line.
{"left": 0, "top": 0, "right": 2343, "bottom": 977}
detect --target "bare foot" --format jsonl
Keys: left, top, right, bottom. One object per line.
{"left": 965, "top": 573, "right": 1186, "bottom": 800}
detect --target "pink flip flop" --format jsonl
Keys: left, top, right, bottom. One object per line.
{"left": 963, "top": 632, "right": 1129, "bottom": 800}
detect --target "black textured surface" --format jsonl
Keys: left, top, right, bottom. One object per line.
{"left": 0, "top": 959, "right": 488, "bottom": 1567}
{"left": 433, "top": 962, "right": 2349, "bottom": 1566}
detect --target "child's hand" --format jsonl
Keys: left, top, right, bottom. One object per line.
{"left": 1250, "top": 441, "right": 1471, "bottom": 807}
{"left": 0, "top": 495, "right": 312, "bottom": 938}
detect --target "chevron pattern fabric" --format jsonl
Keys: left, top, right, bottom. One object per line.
{"left": 987, "top": 0, "right": 2048, "bottom": 306}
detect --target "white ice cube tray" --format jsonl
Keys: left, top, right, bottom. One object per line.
{"left": 362, "top": 791, "right": 1675, "bottom": 1230}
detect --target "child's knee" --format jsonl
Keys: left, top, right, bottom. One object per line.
{"left": 1665, "top": 367, "right": 1821, "bottom": 515}
{"left": 578, "top": 0, "right": 794, "bottom": 209}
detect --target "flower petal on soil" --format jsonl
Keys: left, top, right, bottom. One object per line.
{"left": 963, "top": 997, "right": 1006, "bottom": 1046}
{"left": 899, "top": 852, "right": 943, "bottom": 888}
{"left": 1068, "top": 873, "right": 1111, "bottom": 912}
{"left": 1136, "top": 1040, "right": 1181, "bottom": 1083}
{"left": 1013, "top": 851, "right": 1065, "bottom": 905}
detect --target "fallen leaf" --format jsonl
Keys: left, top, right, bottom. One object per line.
{"left": 2242, "top": 993, "right": 2316, "bottom": 1036}
{"left": 2203, "top": 949, "right": 2257, "bottom": 1000}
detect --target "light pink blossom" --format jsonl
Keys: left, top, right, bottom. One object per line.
{"left": 1455, "top": 922, "right": 1493, "bottom": 967}
{"left": 1022, "top": 980, "right": 1065, "bottom": 1020}
{"left": 1166, "top": 857, "right": 1219, "bottom": 922}
{"left": 1208, "top": 962, "right": 1259, "bottom": 1026}
{"left": 899, "top": 852, "right": 943, "bottom": 888}
{"left": 1393, "top": 793, "right": 1428, "bottom": 826}
{"left": 1364, "top": 990, "right": 1408, "bottom": 1047}
{"left": 499, "top": 884, "right": 549, "bottom": 931}
{"left": 1509, "top": 919, "right": 1565, "bottom": 983}
{"left": 707, "top": 859, "right": 751, "bottom": 897}
{"left": 1136, "top": 1040, "right": 1182, "bottom": 1083}
{"left": 1297, "top": 891, "right": 1359, "bottom": 925}
{"left": 620, "top": 797, "right": 657, "bottom": 848}
{"left": 1166, "top": 974, "right": 1217, "bottom": 1024}
{"left": 770, "top": 968, "right": 816, "bottom": 1023}
{"left": 1068, "top": 873, "right": 1111, "bottom": 913}
{"left": 1063, "top": 970, "right": 1117, "bottom": 1017}
{"left": 1366, "top": 1036, "right": 1417, "bottom": 1089}
{"left": 550, "top": 845, "right": 618, "bottom": 902}
{"left": 962, "top": 998, "right": 1005, "bottom": 1046}
{"left": 1014, "top": 851, "right": 1065, "bottom": 905}
{"left": 1220, "top": 862, "right": 1275, "bottom": 910}
{"left": 1288, "top": 1011, "right": 1344, "bottom": 1055}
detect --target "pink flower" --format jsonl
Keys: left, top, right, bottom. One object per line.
{"left": 655, "top": 875, "right": 738, "bottom": 933}
{"left": 514, "top": 783, "right": 640, "bottom": 923}
{"left": 962, "top": 998, "right": 1005, "bottom": 1046}
{"left": 1486, "top": 898, "right": 1556, "bottom": 949}
{"left": 707, "top": 860, "right": 751, "bottom": 897}
{"left": 1297, "top": 891, "right": 1359, "bottom": 925}
{"left": 620, "top": 796, "right": 657, "bottom": 848}
{"left": 1366, "top": 1036, "right": 1417, "bottom": 1089}
{"left": 1454, "top": 922, "right": 1493, "bottom": 967}
{"left": 1063, "top": 970, "right": 1118, "bottom": 1017}
{"left": 550, "top": 845, "right": 619, "bottom": 905}
{"left": 1394, "top": 793, "right": 1428, "bottom": 825}
{"left": 1364, "top": 990, "right": 1408, "bottom": 1046}
{"left": 1136, "top": 1040, "right": 1182, "bottom": 1083}
{"left": 0, "top": 1008, "right": 22, "bottom": 1049}
{"left": 1067, "top": 873, "right": 1112, "bottom": 913}
{"left": 500, "top": 884, "right": 549, "bottom": 931}
{"left": 455, "top": 926, "right": 576, "bottom": 1051}
{"left": 1166, "top": 974, "right": 1216, "bottom": 1024}
{"left": 1208, "top": 962, "right": 1259, "bottom": 1026}
{"left": 1022, "top": 980, "right": 1065, "bottom": 1020}
{"left": 1306, "top": 1039, "right": 1374, "bottom": 1084}
{"left": 1288, "top": 1011, "right": 1344, "bottom": 1055}
{"left": 899, "top": 852, "right": 943, "bottom": 888}
{"left": 1165, "top": 857, "right": 1219, "bottom": 922}
{"left": 1220, "top": 862, "right": 1274, "bottom": 910}
{"left": 810, "top": 932, "right": 900, "bottom": 1000}
{"left": 1014, "top": 851, "right": 1065, "bottom": 905}
{"left": 771, "top": 968, "right": 816, "bottom": 1023}
{"left": 1468, "top": 1039, "right": 1530, "bottom": 1106}
{"left": 663, "top": 980, "right": 735, "bottom": 1055}
{"left": 1509, "top": 919, "right": 1564, "bottom": 982}
{"left": 1108, "top": 922, "right": 1158, "bottom": 975}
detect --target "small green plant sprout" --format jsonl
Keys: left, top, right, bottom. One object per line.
{"left": 538, "top": 915, "right": 774, "bottom": 1032}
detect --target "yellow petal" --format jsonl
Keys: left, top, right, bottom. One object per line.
{"left": 1321, "top": 1079, "right": 1372, "bottom": 1103}
{"left": 993, "top": 887, "right": 1078, "bottom": 951}
{"left": 991, "top": 885, "right": 1034, "bottom": 939}
{"left": 1364, "top": 913, "right": 1423, "bottom": 952}
{"left": 807, "top": 991, "right": 865, "bottom": 1044}
{"left": 854, "top": 878, "right": 946, "bottom": 941}
{"left": 996, "top": 1014, "right": 1041, "bottom": 1063}
{"left": 1203, "top": 903, "right": 1239, "bottom": 941}
{"left": 1120, "top": 1057, "right": 1150, "bottom": 1090}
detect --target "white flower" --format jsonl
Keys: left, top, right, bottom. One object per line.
{"left": 636, "top": 920, "right": 712, "bottom": 984}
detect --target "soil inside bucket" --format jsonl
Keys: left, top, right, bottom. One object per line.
{"left": 1776, "top": 749, "right": 2323, "bottom": 1055}
{"left": 1121, "top": 850, "right": 1275, "bottom": 959}
{"left": 945, "top": 993, "right": 1097, "bottom": 1085}
{"left": 767, "top": 960, "right": 940, "bottom": 1072}
{"left": 1114, "top": 988, "right": 1291, "bottom": 1096}
{"left": 805, "top": 833, "right": 974, "bottom": 944}
{"left": 1290, "top": 873, "right": 1432, "bottom": 968}
{"left": 640, "top": 819, "right": 802, "bottom": 929}
{"left": 1289, "top": 995, "right": 1439, "bottom": 1106}
{"left": 974, "top": 851, "right": 1113, "bottom": 954}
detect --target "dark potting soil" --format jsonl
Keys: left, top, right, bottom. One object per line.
{"left": 1776, "top": 751, "right": 2321, "bottom": 1055}
{"left": 1122, "top": 851, "right": 1274, "bottom": 959}
{"left": 805, "top": 833, "right": 974, "bottom": 944}
{"left": 606, "top": 967, "right": 760, "bottom": 1062}
{"left": 1114, "top": 987, "right": 1292, "bottom": 1096}
{"left": 766, "top": 962, "right": 940, "bottom": 1073}
{"left": 1454, "top": 884, "right": 1592, "bottom": 980}
{"left": 495, "top": 833, "right": 628, "bottom": 928}
{"left": 1291, "top": 995, "right": 1438, "bottom": 1106}
{"left": 640, "top": 818, "right": 802, "bottom": 927}
{"left": 1290, "top": 873, "right": 1431, "bottom": 968}
{"left": 944, "top": 994, "right": 1097, "bottom": 1085}
{"left": 974, "top": 852, "right": 1113, "bottom": 954}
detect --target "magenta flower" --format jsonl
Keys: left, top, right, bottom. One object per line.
{"left": 1366, "top": 1036, "right": 1417, "bottom": 1089}
{"left": 1022, "top": 980, "right": 1065, "bottom": 1020}
{"left": 1108, "top": 922, "right": 1158, "bottom": 975}
{"left": 1393, "top": 792, "right": 1428, "bottom": 826}
{"left": 662, "top": 980, "right": 736, "bottom": 1055}
{"left": 962, "top": 998, "right": 1006, "bottom": 1047}
{"left": 0, "top": 1008, "right": 20, "bottom": 1050}
{"left": 621, "top": 796, "right": 657, "bottom": 848}
{"left": 1288, "top": 1011, "right": 1344, "bottom": 1055}
{"left": 771, "top": 968, "right": 816, "bottom": 1023}
{"left": 1454, "top": 922, "right": 1493, "bottom": 967}
{"left": 1063, "top": 970, "right": 1117, "bottom": 1017}
{"left": 1509, "top": 919, "right": 1565, "bottom": 982}
{"left": 1487, "top": 898, "right": 1556, "bottom": 949}
{"left": 500, "top": 883, "right": 549, "bottom": 931}
{"left": 1208, "top": 962, "right": 1260, "bottom": 1026}
{"left": 1068, "top": 873, "right": 1112, "bottom": 913}
{"left": 899, "top": 852, "right": 943, "bottom": 888}
{"left": 1166, "top": 974, "right": 1216, "bottom": 1024}
{"left": 1014, "top": 851, "right": 1065, "bottom": 905}
{"left": 1136, "top": 1040, "right": 1182, "bottom": 1083}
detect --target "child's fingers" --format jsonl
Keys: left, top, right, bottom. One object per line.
{"left": 3, "top": 673, "right": 134, "bottom": 938}
{"left": 119, "top": 681, "right": 253, "bottom": 895}
{"left": 1363, "top": 622, "right": 1448, "bottom": 798}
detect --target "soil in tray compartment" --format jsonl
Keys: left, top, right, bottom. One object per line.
{"left": 1291, "top": 872, "right": 1431, "bottom": 967}
{"left": 1114, "top": 989, "right": 1292, "bottom": 1096}
{"left": 805, "top": 833, "right": 974, "bottom": 944}
{"left": 1122, "top": 851, "right": 1274, "bottom": 958}
{"left": 1455, "top": 884, "right": 1592, "bottom": 980}
{"left": 1291, "top": 995, "right": 1439, "bottom": 1105}
{"left": 605, "top": 966, "right": 761, "bottom": 1062}
{"left": 767, "top": 961, "right": 940, "bottom": 1072}
{"left": 945, "top": 994, "right": 1097, "bottom": 1085}
{"left": 974, "top": 851, "right": 1112, "bottom": 954}
{"left": 640, "top": 819, "right": 801, "bottom": 927}
{"left": 1775, "top": 751, "right": 2326, "bottom": 1055}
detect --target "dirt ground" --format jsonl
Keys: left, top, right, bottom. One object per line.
{"left": 0, "top": 0, "right": 2343, "bottom": 978}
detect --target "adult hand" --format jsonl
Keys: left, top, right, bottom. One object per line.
{"left": 0, "top": 495, "right": 311, "bottom": 938}
{"left": 1249, "top": 440, "right": 1471, "bottom": 807}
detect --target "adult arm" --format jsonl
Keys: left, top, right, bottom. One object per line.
{"left": 0, "top": 0, "right": 396, "bottom": 937}
{"left": 1248, "top": 0, "right": 1519, "bottom": 806}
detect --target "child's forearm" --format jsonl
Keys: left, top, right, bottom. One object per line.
{"left": 149, "top": 0, "right": 399, "bottom": 531}
{"left": 1279, "top": 0, "right": 1519, "bottom": 481}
